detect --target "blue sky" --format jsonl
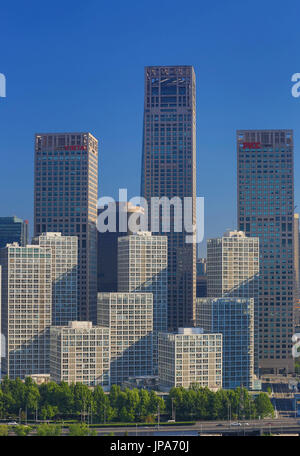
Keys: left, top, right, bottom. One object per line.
{"left": 0, "top": 0, "right": 300, "bottom": 255}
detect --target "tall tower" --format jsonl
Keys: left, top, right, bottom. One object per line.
{"left": 32, "top": 232, "right": 78, "bottom": 326}
{"left": 34, "top": 133, "right": 98, "bottom": 323}
{"left": 97, "top": 202, "right": 144, "bottom": 292}
{"left": 206, "top": 230, "right": 259, "bottom": 374}
{"left": 0, "top": 244, "right": 52, "bottom": 379}
{"left": 237, "top": 130, "right": 294, "bottom": 374}
{"left": 118, "top": 231, "right": 168, "bottom": 372}
{"left": 141, "top": 66, "right": 197, "bottom": 330}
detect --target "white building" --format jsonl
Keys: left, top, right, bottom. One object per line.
{"left": 207, "top": 230, "right": 259, "bottom": 373}
{"left": 50, "top": 321, "right": 110, "bottom": 388}
{"left": 32, "top": 232, "right": 78, "bottom": 325}
{"left": 97, "top": 292, "right": 153, "bottom": 385}
{"left": 158, "top": 328, "right": 222, "bottom": 390}
{"left": 0, "top": 243, "right": 52, "bottom": 379}
{"left": 118, "top": 231, "right": 167, "bottom": 372}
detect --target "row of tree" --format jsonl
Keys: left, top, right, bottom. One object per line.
{"left": 0, "top": 377, "right": 274, "bottom": 422}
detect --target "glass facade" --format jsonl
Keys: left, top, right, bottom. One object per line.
{"left": 34, "top": 133, "right": 98, "bottom": 323}
{"left": 237, "top": 130, "right": 294, "bottom": 374}
{"left": 0, "top": 216, "right": 28, "bottom": 248}
{"left": 196, "top": 297, "right": 254, "bottom": 390}
{"left": 141, "top": 66, "right": 197, "bottom": 330}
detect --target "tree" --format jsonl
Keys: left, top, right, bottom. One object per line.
{"left": 93, "top": 386, "right": 114, "bottom": 423}
{"left": 68, "top": 423, "right": 95, "bottom": 436}
{"left": 0, "top": 425, "right": 9, "bottom": 436}
{"left": 13, "top": 425, "right": 32, "bottom": 436}
{"left": 255, "top": 393, "right": 274, "bottom": 419}
{"left": 24, "top": 377, "right": 40, "bottom": 419}
{"left": 37, "top": 423, "right": 62, "bottom": 436}
{"left": 40, "top": 404, "right": 58, "bottom": 420}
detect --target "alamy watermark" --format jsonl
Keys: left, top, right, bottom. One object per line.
{"left": 0, "top": 73, "right": 6, "bottom": 98}
{"left": 97, "top": 189, "right": 204, "bottom": 244}
{"left": 291, "top": 73, "right": 300, "bottom": 98}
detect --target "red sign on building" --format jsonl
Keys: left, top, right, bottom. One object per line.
{"left": 242, "top": 142, "right": 261, "bottom": 149}
{"left": 64, "top": 145, "right": 87, "bottom": 150}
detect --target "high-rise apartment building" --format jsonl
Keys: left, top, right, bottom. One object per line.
{"left": 141, "top": 66, "right": 197, "bottom": 330}
{"left": 34, "top": 133, "right": 98, "bottom": 323}
{"left": 0, "top": 244, "right": 52, "bottom": 379}
{"left": 32, "top": 232, "right": 78, "bottom": 325}
{"left": 97, "top": 202, "right": 144, "bottom": 292}
{"left": 158, "top": 327, "right": 222, "bottom": 390}
{"left": 196, "top": 297, "right": 255, "bottom": 390}
{"left": 237, "top": 130, "right": 294, "bottom": 374}
{"left": 50, "top": 321, "right": 110, "bottom": 388}
{"left": 97, "top": 292, "right": 153, "bottom": 385}
{"left": 0, "top": 216, "right": 28, "bottom": 248}
{"left": 207, "top": 230, "right": 259, "bottom": 373}
{"left": 118, "top": 231, "right": 168, "bottom": 371}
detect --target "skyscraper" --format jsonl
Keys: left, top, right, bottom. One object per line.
{"left": 206, "top": 230, "right": 259, "bottom": 374}
{"left": 34, "top": 133, "right": 98, "bottom": 323}
{"left": 0, "top": 244, "right": 52, "bottom": 379}
{"left": 32, "top": 232, "right": 78, "bottom": 326}
{"left": 141, "top": 66, "right": 197, "bottom": 330}
{"left": 294, "top": 214, "right": 300, "bottom": 328}
{"left": 0, "top": 216, "right": 28, "bottom": 248}
{"left": 97, "top": 202, "right": 144, "bottom": 292}
{"left": 237, "top": 130, "right": 294, "bottom": 374}
{"left": 97, "top": 292, "right": 153, "bottom": 385}
{"left": 118, "top": 231, "right": 168, "bottom": 371}
{"left": 196, "top": 297, "right": 255, "bottom": 390}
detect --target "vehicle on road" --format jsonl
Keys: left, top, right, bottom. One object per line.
{"left": 230, "top": 422, "right": 241, "bottom": 426}
{"left": 7, "top": 421, "right": 18, "bottom": 426}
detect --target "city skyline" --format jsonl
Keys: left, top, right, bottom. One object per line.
{"left": 1, "top": 1, "right": 300, "bottom": 257}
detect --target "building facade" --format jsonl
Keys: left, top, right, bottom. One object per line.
{"left": 97, "top": 292, "right": 153, "bottom": 385}
{"left": 237, "top": 130, "right": 294, "bottom": 373}
{"left": 32, "top": 232, "right": 78, "bottom": 326}
{"left": 97, "top": 202, "right": 144, "bottom": 293}
{"left": 207, "top": 230, "right": 259, "bottom": 373}
{"left": 158, "top": 327, "right": 222, "bottom": 390}
{"left": 141, "top": 65, "right": 197, "bottom": 330}
{"left": 196, "top": 258, "right": 207, "bottom": 297}
{"left": 196, "top": 297, "right": 255, "bottom": 390}
{"left": 0, "top": 216, "right": 28, "bottom": 248}
{"left": 50, "top": 321, "right": 110, "bottom": 388}
{"left": 118, "top": 231, "right": 168, "bottom": 372}
{"left": 0, "top": 244, "right": 52, "bottom": 379}
{"left": 34, "top": 132, "right": 98, "bottom": 323}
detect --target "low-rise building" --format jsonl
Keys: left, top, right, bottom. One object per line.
{"left": 50, "top": 321, "right": 110, "bottom": 388}
{"left": 158, "top": 328, "right": 222, "bottom": 390}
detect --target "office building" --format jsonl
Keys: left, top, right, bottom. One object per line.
{"left": 0, "top": 216, "right": 28, "bottom": 248}
{"left": 50, "top": 321, "right": 110, "bottom": 388}
{"left": 294, "top": 214, "right": 300, "bottom": 327}
{"left": 97, "top": 202, "right": 144, "bottom": 292}
{"left": 0, "top": 244, "right": 52, "bottom": 379}
{"left": 237, "top": 130, "right": 294, "bottom": 373}
{"left": 196, "top": 297, "right": 255, "bottom": 390}
{"left": 158, "top": 327, "right": 222, "bottom": 390}
{"left": 207, "top": 230, "right": 259, "bottom": 373}
{"left": 34, "top": 132, "right": 98, "bottom": 323}
{"left": 141, "top": 65, "right": 197, "bottom": 330}
{"left": 97, "top": 292, "right": 153, "bottom": 385}
{"left": 32, "top": 232, "right": 78, "bottom": 326}
{"left": 118, "top": 231, "right": 168, "bottom": 371}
